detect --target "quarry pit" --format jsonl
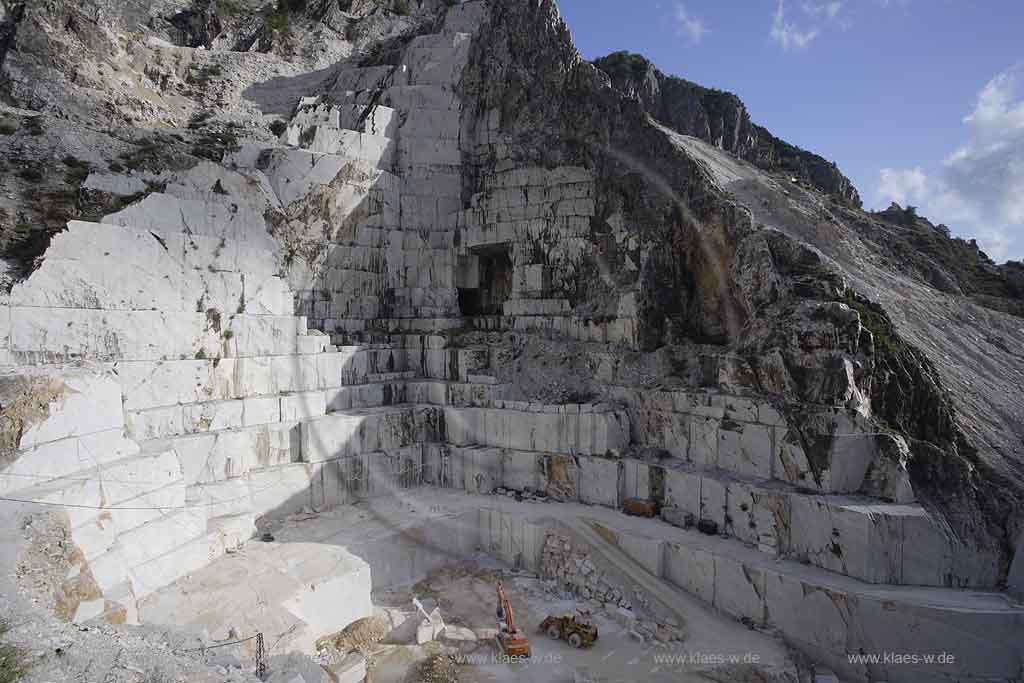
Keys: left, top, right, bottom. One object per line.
{"left": 1, "top": 1, "right": 1023, "bottom": 683}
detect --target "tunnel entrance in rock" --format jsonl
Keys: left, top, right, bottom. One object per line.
{"left": 457, "top": 244, "right": 512, "bottom": 316}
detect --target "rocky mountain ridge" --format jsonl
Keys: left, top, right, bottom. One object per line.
{"left": 593, "top": 50, "right": 862, "bottom": 207}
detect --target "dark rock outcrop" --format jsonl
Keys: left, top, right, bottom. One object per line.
{"left": 593, "top": 51, "right": 862, "bottom": 207}
{"left": 460, "top": 0, "right": 1021, "bottom": 576}
{"left": 849, "top": 202, "right": 1024, "bottom": 315}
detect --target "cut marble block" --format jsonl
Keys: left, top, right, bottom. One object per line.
{"left": 316, "top": 346, "right": 407, "bottom": 386}
{"left": 10, "top": 451, "right": 182, "bottom": 527}
{"left": 245, "top": 276, "right": 294, "bottom": 316}
{"left": 381, "top": 85, "right": 460, "bottom": 113}
{"left": 453, "top": 445, "right": 502, "bottom": 494}
{"left": 86, "top": 508, "right": 207, "bottom": 593}
{"left": 440, "top": 406, "right": 628, "bottom": 456}
{"left": 398, "top": 35, "right": 472, "bottom": 87}
{"left": 772, "top": 412, "right": 913, "bottom": 497}
{"left": 664, "top": 541, "right": 717, "bottom": 604}
{"left": 714, "top": 556, "right": 768, "bottom": 625}
{"left": 280, "top": 391, "right": 327, "bottom": 422}
{"left": 9, "top": 307, "right": 221, "bottom": 363}
{"left": 130, "top": 531, "right": 221, "bottom": 600}
{"left": 247, "top": 463, "right": 315, "bottom": 517}
{"left": 208, "top": 514, "right": 256, "bottom": 554}
{"left": 126, "top": 405, "right": 185, "bottom": 440}
{"left": 788, "top": 495, "right": 901, "bottom": 584}
{"left": 161, "top": 160, "right": 275, "bottom": 208}
{"left": 103, "top": 194, "right": 279, "bottom": 257}
{"left": 281, "top": 552, "right": 374, "bottom": 640}
{"left": 128, "top": 400, "right": 252, "bottom": 441}
{"left": 68, "top": 481, "right": 186, "bottom": 564}
{"left": 301, "top": 406, "right": 442, "bottom": 463}
{"left": 726, "top": 479, "right": 788, "bottom": 553}
{"left": 326, "top": 383, "right": 401, "bottom": 411}
{"left": 500, "top": 450, "right": 543, "bottom": 492}
{"left": 182, "top": 400, "right": 246, "bottom": 434}
{"left": 592, "top": 507, "right": 1024, "bottom": 683}
{"left": 162, "top": 421, "right": 300, "bottom": 485}
{"left": 618, "top": 534, "right": 666, "bottom": 577}
{"left": 242, "top": 396, "right": 281, "bottom": 427}
{"left": 9, "top": 221, "right": 189, "bottom": 312}
{"left": 307, "top": 129, "right": 395, "bottom": 163}
{"left": 1, "top": 425, "right": 141, "bottom": 495}
{"left": 400, "top": 109, "right": 461, "bottom": 142}
{"left": 403, "top": 379, "right": 509, "bottom": 408}
{"left": 297, "top": 333, "right": 329, "bottom": 355}
{"left": 502, "top": 299, "right": 571, "bottom": 317}
{"left": 245, "top": 147, "right": 381, "bottom": 206}
{"left": 657, "top": 460, "right": 973, "bottom": 585}
{"left": 689, "top": 417, "right": 719, "bottom": 467}
{"left": 306, "top": 446, "right": 425, "bottom": 506}
{"left": 116, "top": 358, "right": 238, "bottom": 410}
{"left": 340, "top": 104, "right": 398, "bottom": 138}
{"left": 621, "top": 459, "right": 652, "bottom": 501}
{"left": 397, "top": 137, "right": 461, "bottom": 168}
{"left": 578, "top": 456, "right": 620, "bottom": 507}
{"left": 187, "top": 479, "right": 252, "bottom": 518}
{"left": 222, "top": 315, "right": 301, "bottom": 357}
{"left": 663, "top": 467, "right": 702, "bottom": 522}
{"left": 717, "top": 420, "right": 773, "bottom": 480}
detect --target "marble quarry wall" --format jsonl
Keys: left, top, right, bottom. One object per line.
{"left": 0, "top": 3, "right": 1021, "bottom": 682}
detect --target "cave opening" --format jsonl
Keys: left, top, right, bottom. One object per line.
{"left": 457, "top": 244, "right": 512, "bottom": 316}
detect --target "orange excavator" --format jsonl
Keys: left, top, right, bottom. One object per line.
{"left": 495, "top": 580, "right": 531, "bottom": 658}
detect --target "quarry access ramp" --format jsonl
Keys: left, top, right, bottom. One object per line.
{"left": 560, "top": 515, "right": 693, "bottom": 627}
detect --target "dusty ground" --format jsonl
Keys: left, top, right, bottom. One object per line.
{"left": 367, "top": 565, "right": 795, "bottom": 683}
{"left": 136, "top": 490, "right": 803, "bottom": 683}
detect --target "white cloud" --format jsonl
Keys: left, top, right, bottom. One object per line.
{"left": 772, "top": 0, "right": 906, "bottom": 52}
{"left": 770, "top": 0, "right": 819, "bottom": 50}
{"left": 875, "top": 64, "right": 1024, "bottom": 262}
{"left": 802, "top": 1, "right": 843, "bottom": 20}
{"left": 673, "top": 3, "right": 707, "bottom": 44}
{"left": 878, "top": 167, "right": 928, "bottom": 207}
{"left": 945, "top": 66, "right": 1024, "bottom": 227}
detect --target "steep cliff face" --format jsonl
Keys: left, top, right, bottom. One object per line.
{"left": 459, "top": 2, "right": 753, "bottom": 347}
{"left": 0, "top": 0, "right": 1016, "bottom": 581}
{"left": 459, "top": 0, "right": 1021, "bottom": 571}
{"left": 593, "top": 51, "right": 862, "bottom": 207}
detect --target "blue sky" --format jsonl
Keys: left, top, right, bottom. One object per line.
{"left": 555, "top": 0, "right": 1024, "bottom": 262}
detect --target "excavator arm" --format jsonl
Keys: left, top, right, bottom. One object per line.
{"left": 496, "top": 580, "right": 516, "bottom": 634}
{"left": 495, "top": 580, "right": 531, "bottom": 658}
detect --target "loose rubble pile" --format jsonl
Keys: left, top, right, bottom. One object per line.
{"left": 540, "top": 534, "right": 633, "bottom": 610}
{"left": 406, "top": 653, "right": 460, "bottom": 683}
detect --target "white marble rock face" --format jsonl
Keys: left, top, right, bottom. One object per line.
{"left": 0, "top": 3, "right": 1017, "bottom": 681}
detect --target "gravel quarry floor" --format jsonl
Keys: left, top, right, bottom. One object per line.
{"left": 136, "top": 490, "right": 804, "bottom": 682}
{"left": 368, "top": 570, "right": 761, "bottom": 683}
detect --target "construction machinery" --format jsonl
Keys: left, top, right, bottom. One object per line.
{"left": 623, "top": 497, "right": 659, "bottom": 518}
{"left": 495, "top": 580, "right": 531, "bottom": 658}
{"left": 539, "top": 612, "right": 599, "bottom": 648}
